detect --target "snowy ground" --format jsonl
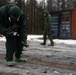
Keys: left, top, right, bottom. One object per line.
{"left": 27, "top": 35, "right": 76, "bottom": 45}
{"left": 0, "top": 35, "right": 76, "bottom": 75}
{"left": 1, "top": 35, "right": 76, "bottom": 45}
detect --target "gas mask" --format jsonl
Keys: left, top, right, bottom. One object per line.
{"left": 44, "top": 13, "right": 47, "bottom": 17}
{"left": 9, "top": 14, "right": 20, "bottom": 23}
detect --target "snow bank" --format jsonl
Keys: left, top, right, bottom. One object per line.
{"left": 0, "top": 35, "right": 76, "bottom": 45}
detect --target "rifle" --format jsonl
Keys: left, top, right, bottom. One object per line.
{"left": 8, "top": 24, "right": 29, "bottom": 48}
{"left": 8, "top": 24, "right": 19, "bottom": 32}
{"left": 7, "top": 24, "right": 19, "bottom": 36}
{"left": 21, "top": 41, "right": 29, "bottom": 48}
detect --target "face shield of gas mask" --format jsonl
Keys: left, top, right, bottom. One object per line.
{"left": 44, "top": 13, "right": 47, "bottom": 17}
{"left": 9, "top": 14, "right": 20, "bottom": 23}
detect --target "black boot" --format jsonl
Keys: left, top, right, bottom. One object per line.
{"left": 40, "top": 43, "right": 46, "bottom": 45}
{"left": 48, "top": 42, "right": 54, "bottom": 46}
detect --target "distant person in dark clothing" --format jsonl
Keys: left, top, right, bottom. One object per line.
{"left": 41, "top": 10, "right": 54, "bottom": 46}
{"left": 0, "top": 5, "right": 29, "bottom": 66}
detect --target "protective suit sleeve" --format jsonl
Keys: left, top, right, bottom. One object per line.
{"left": 0, "top": 12, "right": 9, "bottom": 36}
{"left": 19, "top": 14, "right": 28, "bottom": 42}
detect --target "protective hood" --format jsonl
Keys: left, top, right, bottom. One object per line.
{"left": 10, "top": 5, "right": 23, "bottom": 16}
{"left": 44, "top": 10, "right": 49, "bottom": 15}
{"left": 8, "top": 5, "right": 23, "bottom": 23}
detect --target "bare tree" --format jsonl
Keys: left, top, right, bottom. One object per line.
{"left": 47, "top": 0, "right": 52, "bottom": 12}
{"left": 72, "top": 0, "right": 76, "bottom": 8}
{"left": 0, "top": 0, "right": 7, "bottom": 7}
{"left": 61, "top": 0, "right": 65, "bottom": 10}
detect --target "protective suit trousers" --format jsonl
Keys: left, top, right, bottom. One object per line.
{"left": 43, "top": 30, "right": 54, "bottom": 45}
{"left": 5, "top": 36, "right": 23, "bottom": 61}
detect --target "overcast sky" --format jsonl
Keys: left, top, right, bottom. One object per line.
{"left": 36, "top": 0, "right": 47, "bottom": 3}
{"left": 24, "top": 0, "right": 47, "bottom": 3}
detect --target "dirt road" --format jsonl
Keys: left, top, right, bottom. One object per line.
{"left": 0, "top": 40, "right": 76, "bottom": 75}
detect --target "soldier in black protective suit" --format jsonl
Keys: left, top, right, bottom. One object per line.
{"left": 0, "top": 5, "right": 29, "bottom": 66}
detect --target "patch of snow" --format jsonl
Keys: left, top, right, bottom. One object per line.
{"left": 0, "top": 37, "right": 6, "bottom": 41}
{"left": 0, "top": 35, "right": 76, "bottom": 45}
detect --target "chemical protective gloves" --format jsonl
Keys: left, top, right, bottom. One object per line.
{"left": 6, "top": 31, "right": 17, "bottom": 37}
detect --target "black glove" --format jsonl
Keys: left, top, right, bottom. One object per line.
{"left": 21, "top": 41, "right": 29, "bottom": 48}
{"left": 6, "top": 32, "right": 14, "bottom": 37}
{"left": 7, "top": 32, "right": 17, "bottom": 37}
